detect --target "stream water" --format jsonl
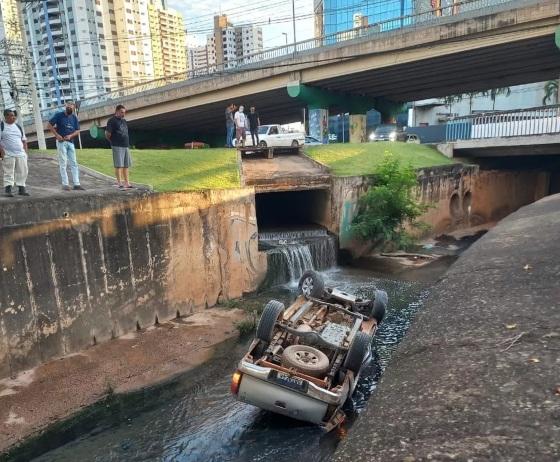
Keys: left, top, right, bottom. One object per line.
{"left": 32, "top": 266, "right": 429, "bottom": 462}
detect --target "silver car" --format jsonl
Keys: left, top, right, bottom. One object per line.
{"left": 231, "top": 271, "right": 388, "bottom": 431}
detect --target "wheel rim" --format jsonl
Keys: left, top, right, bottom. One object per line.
{"left": 291, "top": 141, "right": 298, "bottom": 147}
{"left": 301, "top": 276, "right": 314, "bottom": 296}
{"left": 294, "top": 350, "right": 319, "bottom": 365}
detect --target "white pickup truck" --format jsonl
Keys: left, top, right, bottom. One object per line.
{"left": 235, "top": 124, "right": 305, "bottom": 148}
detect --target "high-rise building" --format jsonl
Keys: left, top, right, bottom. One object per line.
{"left": 207, "top": 15, "right": 262, "bottom": 70}
{"left": 148, "top": 3, "right": 187, "bottom": 81}
{"left": 22, "top": 0, "right": 115, "bottom": 110}
{"left": 187, "top": 45, "right": 209, "bottom": 74}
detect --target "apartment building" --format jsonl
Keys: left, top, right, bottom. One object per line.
{"left": 206, "top": 14, "right": 262, "bottom": 70}
{"left": 148, "top": 3, "right": 187, "bottom": 81}
{"left": 187, "top": 45, "right": 209, "bottom": 74}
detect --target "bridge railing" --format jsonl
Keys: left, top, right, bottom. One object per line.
{"left": 445, "top": 105, "right": 560, "bottom": 141}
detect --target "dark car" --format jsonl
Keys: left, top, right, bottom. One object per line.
{"left": 369, "top": 124, "right": 406, "bottom": 142}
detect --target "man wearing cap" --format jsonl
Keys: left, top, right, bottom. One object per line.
{"left": 47, "top": 101, "right": 84, "bottom": 191}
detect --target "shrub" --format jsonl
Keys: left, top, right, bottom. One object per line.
{"left": 351, "top": 154, "right": 428, "bottom": 250}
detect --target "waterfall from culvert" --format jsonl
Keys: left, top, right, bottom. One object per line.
{"left": 260, "top": 228, "right": 337, "bottom": 287}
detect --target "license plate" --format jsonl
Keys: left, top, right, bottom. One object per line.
{"left": 268, "top": 370, "right": 308, "bottom": 393}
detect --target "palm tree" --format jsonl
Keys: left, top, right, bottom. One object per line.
{"left": 488, "top": 87, "right": 511, "bottom": 111}
{"left": 542, "top": 80, "right": 559, "bottom": 105}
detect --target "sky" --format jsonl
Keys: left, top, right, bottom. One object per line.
{"left": 165, "top": 0, "right": 315, "bottom": 49}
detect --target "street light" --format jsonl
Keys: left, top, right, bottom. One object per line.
{"left": 282, "top": 32, "right": 288, "bottom": 47}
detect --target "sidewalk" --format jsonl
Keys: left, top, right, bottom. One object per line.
{"left": 333, "top": 194, "right": 560, "bottom": 461}
{"left": 0, "top": 309, "right": 244, "bottom": 457}
{"left": 0, "top": 155, "right": 148, "bottom": 203}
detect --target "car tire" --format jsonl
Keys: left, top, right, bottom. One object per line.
{"left": 298, "top": 270, "right": 325, "bottom": 298}
{"left": 343, "top": 331, "right": 372, "bottom": 374}
{"left": 259, "top": 141, "right": 267, "bottom": 147}
{"left": 256, "top": 300, "right": 285, "bottom": 343}
{"left": 291, "top": 140, "right": 299, "bottom": 147}
{"left": 369, "top": 289, "right": 388, "bottom": 324}
{"left": 281, "top": 345, "right": 330, "bottom": 378}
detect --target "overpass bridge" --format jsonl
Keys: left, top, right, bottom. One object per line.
{"left": 26, "top": 0, "right": 560, "bottom": 146}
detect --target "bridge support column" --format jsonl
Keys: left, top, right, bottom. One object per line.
{"left": 308, "top": 108, "right": 329, "bottom": 144}
{"left": 349, "top": 114, "right": 367, "bottom": 143}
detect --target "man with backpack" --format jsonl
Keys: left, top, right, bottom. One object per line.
{"left": 0, "top": 109, "right": 30, "bottom": 197}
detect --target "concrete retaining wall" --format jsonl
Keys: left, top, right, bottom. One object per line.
{"left": 330, "top": 165, "right": 550, "bottom": 253}
{"left": 0, "top": 190, "right": 266, "bottom": 379}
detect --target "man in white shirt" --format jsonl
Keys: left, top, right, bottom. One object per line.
{"left": 234, "top": 105, "right": 247, "bottom": 147}
{"left": 0, "top": 109, "right": 29, "bottom": 197}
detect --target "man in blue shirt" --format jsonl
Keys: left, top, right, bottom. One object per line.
{"left": 47, "top": 101, "right": 84, "bottom": 190}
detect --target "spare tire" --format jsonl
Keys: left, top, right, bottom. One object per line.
{"left": 343, "top": 331, "right": 372, "bottom": 374}
{"left": 256, "top": 300, "right": 285, "bottom": 343}
{"left": 298, "top": 270, "right": 325, "bottom": 298}
{"left": 281, "top": 345, "right": 330, "bottom": 378}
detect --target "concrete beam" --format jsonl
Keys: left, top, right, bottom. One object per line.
{"left": 450, "top": 134, "right": 560, "bottom": 157}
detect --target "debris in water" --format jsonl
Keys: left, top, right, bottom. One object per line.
{"left": 523, "top": 264, "right": 532, "bottom": 271}
{"left": 505, "top": 323, "right": 518, "bottom": 330}
{"left": 528, "top": 358, "right": 540, "bottom": 363}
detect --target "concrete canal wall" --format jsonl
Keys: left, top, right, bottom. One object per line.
{"left": 0, "top": 190, "right": 266, "bottom": 379}
{"left": 330, "top": 165, "right": 550, "bottom": 252}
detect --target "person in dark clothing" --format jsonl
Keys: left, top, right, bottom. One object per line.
{"left": 225, "top": 103, "right": 235, "bottom": 147}
{"left": 247, "top": 106, "right": 261, "bottom": 146}
{"left": 105, "top": 105, "right": 133, "bottom": 189}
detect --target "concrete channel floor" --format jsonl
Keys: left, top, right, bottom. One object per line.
{"left": 333, "top": 194, "right": 560, "bottom": 461}
{"left": 0, "top": 309, "right": 245, "bottom": 456}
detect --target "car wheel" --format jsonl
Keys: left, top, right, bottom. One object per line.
{"left": 368, "top": 289, "right": 388, "bottom": 324}
{"left": 343, "top": 331, "right": 372, "bottom": 374}
{"left": 259, "top": 141, "right": 267, "bottom": 147}
{"left": 281, "top": 345, "right": 330, "bottom": 378}
{"left": 256, "top": 300, "right": 285, "bottom": 343}
{"left": 291, "top": 140, "right": 299, "bottom": 147}
{"left": 298, "top": 270, "right": 325, "bottom": 298}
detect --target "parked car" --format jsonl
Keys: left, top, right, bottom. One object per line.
{"left": 369, "top": 124, "right": 406, "bottom": 142}
{"left": 305, "top": 135, "right": 322, "bottom": 145}
{"left": 234, "top": 124, "right": 305, "bottom": 148}
{"left": 231, "top": 270, "right": 388, "bottom": 431}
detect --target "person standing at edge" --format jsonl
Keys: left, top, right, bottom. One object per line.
{"left": 0, "top": 109, "right": 30, "bottom": 197}
{"left": 105, "top": 104, "right": 133, "bottom": 189}
{"left": 234, "top": 105, "right": 247, "bottom": 147}
{"left": 47, "top": 101, "right": 84, "bottom": 191}
{"left": 225, "top": 103, "right": 235, "bottom": 148}
{"left": 247, "top": 106, "right": 261, "bottom": 146}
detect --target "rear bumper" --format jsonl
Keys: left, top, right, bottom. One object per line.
{"left": 236, "top": 361, "right": 349, "bottom": 426}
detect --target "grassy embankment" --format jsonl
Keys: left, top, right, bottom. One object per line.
{"left": 306, "top": 142, "right": 455, "bottom": 176}
{"left": 33, "top": 143, "right": 454, "bottom": 191}
{"left": 34, "top": 148, "right": 240, "bottom": 191}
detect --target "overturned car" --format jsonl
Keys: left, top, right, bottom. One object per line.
{"left": 231, "top": 270, "right": 388, "bottom": 431}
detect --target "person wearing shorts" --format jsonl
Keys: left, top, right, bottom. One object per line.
{"left": 234, "top": 105, "right": 247, "bottom": 147}
{"left": 105, "top": 104, "right": 132, "bottom": 189}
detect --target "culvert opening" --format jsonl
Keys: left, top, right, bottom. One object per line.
{"left": 255, "top": 190, "right": 336, "bottom": 287}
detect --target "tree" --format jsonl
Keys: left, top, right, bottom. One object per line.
{"left": 542, "top": 80, "right": 558, "bottom": 105}
{"left": 351, "top": 154, "right": 429, "bottom": 250}
{"left": 486, "top": 87, "right": 511, "bottom": 111}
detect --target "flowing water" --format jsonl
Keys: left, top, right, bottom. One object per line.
{"left": 32, "top": 267, "right": 430, "bottom": 462}
{"left": 259, "top": 228, "right": 338, "bottom": 287}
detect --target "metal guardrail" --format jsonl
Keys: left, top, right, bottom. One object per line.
{"left": 40, "top": 0, "right": 519, "bottom": 117}
{"left": 445, "top": 105, "right": 560, "bottom": 141}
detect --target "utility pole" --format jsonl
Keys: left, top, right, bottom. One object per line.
{"left": 17, "top": 1, "right": 46, "bottom": 149}
{"left": 292, "top": 0, "right": 297, "bottom": 57}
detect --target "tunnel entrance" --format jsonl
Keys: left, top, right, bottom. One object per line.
{"left": 255, "top": 189, "right": 336, "bottom": 288}
{"left": 255, "top": 189, "right": 330, "bottom": 231}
